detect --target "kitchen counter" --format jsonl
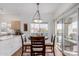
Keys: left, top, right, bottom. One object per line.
{"left": 0, "top": 35, "right": 22, "bottom": 56}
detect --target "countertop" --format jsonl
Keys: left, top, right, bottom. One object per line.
{"left": 0, "top": 35, "right": 22, "bottom": 56}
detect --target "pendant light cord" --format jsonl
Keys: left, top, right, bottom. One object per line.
{"left": 33, "top": 3, "right": 41, "bottom": 20}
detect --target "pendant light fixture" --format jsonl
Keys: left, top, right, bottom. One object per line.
{"left": 33, "top": 3, "right": 42, "bottom": 23}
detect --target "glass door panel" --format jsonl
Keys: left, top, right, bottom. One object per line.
{"left": 63, "top": 12, "right": 78, "bottom": 56}
{"left": 56, "top": 20, "right": 63, "bottom": 50}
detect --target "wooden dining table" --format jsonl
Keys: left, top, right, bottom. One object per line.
{"left": 28, "top": 35, "right": 48, "bottom": 40}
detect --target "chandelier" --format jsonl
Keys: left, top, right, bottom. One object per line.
{"left": 33, "top": 3, "right": 42, "bottom": 23}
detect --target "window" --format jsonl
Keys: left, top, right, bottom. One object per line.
{"left": 30, "top": 23, "right": 48, "bottom": 35}
{"left": 68, "top": 21, "right": 77, "bottom": 35}
{"left": 57, "top": 22, "right": 63, "bottom": 49}
{"left": 57, "top": 23, "right": 62, "bottom": 34}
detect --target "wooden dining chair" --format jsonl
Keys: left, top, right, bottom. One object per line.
{"left": 45, "top": 35, "right": 53, "bottom": 52}
{"left": 21, "top": 34, "right": 31, "bottom": 56}
{"left": 45, "top": 35, "right": 56, "bottom": 56}
{"left": 31, "top": 36, "right": 45, "bottom": 56}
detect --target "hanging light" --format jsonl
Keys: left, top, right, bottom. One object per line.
{"left": 33, "top": 3, "right": 42, "bottom": 23}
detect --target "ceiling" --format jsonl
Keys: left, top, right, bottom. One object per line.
{"left": 0, "top": 3, "right": 76, "bottom": 22}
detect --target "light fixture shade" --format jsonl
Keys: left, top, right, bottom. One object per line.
{"left": 34, "top": 19, "right": 42, "bottom": 23}
{"left": 34, "top": 20, "right": 38, "bottom": 23}
{"left": 39, "top": 20, "right": 42, "bottom": 23}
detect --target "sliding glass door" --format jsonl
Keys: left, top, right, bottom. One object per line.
{"left": 56, "top": 10, "right": 79, "bottom": 56}
{"left": 63, "top": 12, "right": 78, "bottom": 56}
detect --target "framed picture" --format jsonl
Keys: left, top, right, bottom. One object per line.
{"left": 24, "top": 24, "right": 27, "bottom": 31}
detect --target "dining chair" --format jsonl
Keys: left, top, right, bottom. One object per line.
{"left": 45, "top": 35, "right": 56, "bottom": 56}
{"left": 21, "top": 34, "right": 31, "bottom": 56}
{"left": 31, "top": 36, "right": 45, "bottom": 56}
{"left": 45, "top": 35, "right": 53, "bottom": 52}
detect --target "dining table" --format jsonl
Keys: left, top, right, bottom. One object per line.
{"left": 28, "top": 35, "right": 48, "bottom": 40}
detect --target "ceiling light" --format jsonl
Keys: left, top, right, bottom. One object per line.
{"left": 32, "top": 3, "right": 42, "bottom": 23}
{"left": 34, "top": 19, "right": 42, "bottom": 23}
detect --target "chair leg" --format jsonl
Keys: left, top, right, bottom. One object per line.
{"left": 53, "top": 47, "right": 55, "bottom": 56}
{"left": 21, "top": 47, "right": 23, "bottom": 56}
{"left": 53, "top": 50, "right": 55, "bottom": 56}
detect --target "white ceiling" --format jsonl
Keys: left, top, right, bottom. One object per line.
{"left": 0, "top": 3, "right": 76, "bottom": 22}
